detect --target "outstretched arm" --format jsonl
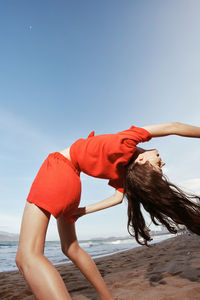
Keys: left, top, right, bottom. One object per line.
{"left": 143, "top": 122, "right": 200, "bottom": 138}
{"left": 72, "top": 190, "right": 124, "bottom": 220}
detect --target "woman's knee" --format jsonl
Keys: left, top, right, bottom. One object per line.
{"left": 61, "top": 241, "right": 81, "bottom": 260}
{"left": 15, "top": 248, "right": 43, "bottom": 274}
{"left": 15, "top": 249, "right": 30, "bottom": 274}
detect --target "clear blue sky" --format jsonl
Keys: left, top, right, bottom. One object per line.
{"left": 1, "top": 0, "right": 200, "bottom": 240}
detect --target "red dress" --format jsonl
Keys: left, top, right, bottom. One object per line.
{"left": 27, "top": 126, "right": 151, "bottom": 223}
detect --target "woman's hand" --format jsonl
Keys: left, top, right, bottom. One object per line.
{"left": 71, "top": 207, "right": 86, "bottom": 222}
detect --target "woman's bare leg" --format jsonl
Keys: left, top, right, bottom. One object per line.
{"left": 57, "top": 217, "right": 114, "bottom": 300}
{"left": 16, "top": 202, "right": 71, "bottom": 300}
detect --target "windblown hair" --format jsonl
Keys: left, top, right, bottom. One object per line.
{"left": 124, "top": 159, "right": 200, "bottom": 246}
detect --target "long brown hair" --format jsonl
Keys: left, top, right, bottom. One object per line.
{"left": 124, "top": 160, "right": 200, "bottom": 246}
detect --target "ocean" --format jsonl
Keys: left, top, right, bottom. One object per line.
{"left": 0, "top": 233, "right": 174, "bottom": 272}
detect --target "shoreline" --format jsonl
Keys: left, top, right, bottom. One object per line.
{"left": 0, "top": 232, "right": 174, "bottom": 273}
{"left": 1, "top": 234, "right": 200, "bottom": 299}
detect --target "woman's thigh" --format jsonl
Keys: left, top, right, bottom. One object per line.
{"left": 57, "top": 217, "right": 79, "bottom": 255}
{"left": 17, "top": 202, "right": 51, "bottom": 256}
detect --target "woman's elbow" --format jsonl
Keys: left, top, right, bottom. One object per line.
{"left": 116, "top": 197, "right": 123, "bottom": 204}
{"left": 114, "top": 190, "right": 124, "bottom": 204}
{"left": 117, "top": 195, "right": 124, "bottom": 204}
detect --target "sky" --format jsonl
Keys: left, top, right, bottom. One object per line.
{"left": 0, "top": 0, "right": 200, "bottom": 241}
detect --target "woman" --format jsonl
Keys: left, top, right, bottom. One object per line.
{"left": 16, "top": 122, "right": 200, "bottom": 300}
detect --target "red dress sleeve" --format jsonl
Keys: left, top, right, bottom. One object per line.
{"left": 117, "top": 126, "right": 151, "bottom": 148}
{"left": 108, "top": 178, "right": 124, "bottom": 193}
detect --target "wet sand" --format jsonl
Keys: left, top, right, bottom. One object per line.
{"left": 1, "top": 234, "right": 200, "bottom": 300}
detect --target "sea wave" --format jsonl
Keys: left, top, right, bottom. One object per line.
{"left": 0, "top": 233, "right": 175, "bottom": 272}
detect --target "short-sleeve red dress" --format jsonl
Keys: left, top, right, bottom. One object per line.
{"left": 27, "top": 126, "right": 151, "bottom": 223}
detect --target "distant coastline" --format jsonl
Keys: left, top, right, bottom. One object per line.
{"left": 0, "top": 229, "right": 172, "bottom": 242}
{"left": 0, "top": 231, "right": 19, "bottom": 242}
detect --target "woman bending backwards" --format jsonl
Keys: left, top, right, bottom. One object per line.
{"left": 16, "top": 122, "right": 200, "bottom": 300}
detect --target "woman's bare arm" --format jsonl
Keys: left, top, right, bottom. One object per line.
{"left": 85, "top": 190, "right": 123, "bottom": 214}
{"left": 72, "top": 190, "right": 124, "bottom": 220}
{"left": 143, "top": 122, "right": 200, "bottom": 138}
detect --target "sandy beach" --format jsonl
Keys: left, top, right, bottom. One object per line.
{"left": 1, "top": 234, "right": 200, "bottom": 300}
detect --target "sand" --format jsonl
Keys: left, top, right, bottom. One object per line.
{"left": 1, "top": 234, "right": 200, "bottom": 300}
